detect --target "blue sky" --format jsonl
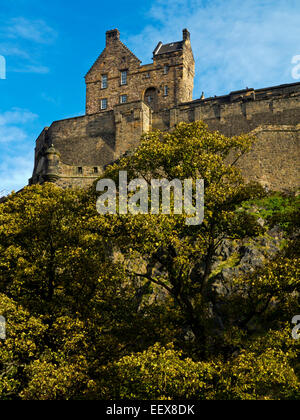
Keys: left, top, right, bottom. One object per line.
{"left": 1, "top": 0, "right": 300, "bottom": 193}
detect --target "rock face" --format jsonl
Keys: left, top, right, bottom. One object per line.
{"left": 211, "top": 226, "right": 284, "bottom": 296}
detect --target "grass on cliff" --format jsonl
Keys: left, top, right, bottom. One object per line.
{"left": 241, "top": 192, "right": 300, "bottom": 230}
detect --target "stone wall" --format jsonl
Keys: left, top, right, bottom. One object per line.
{"left": 236, "top": 124, "right": 300, "bottom": 191}
{"left": 154, "top": 82, "right": 300, "bottom": 133}
{"left": 30, "top": 101, "right": 151, "bottom": 188}
{"left": 152, "top": 82, "right": 300, "bottom": 191}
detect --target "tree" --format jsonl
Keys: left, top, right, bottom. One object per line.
{"left": 0, "top": 183, "right": 179, "bottom": 399}
{"left": 1, "top": 122, "right": 298, "bottom": 399}
{"left": 90, "top": 121, "right": 265, "bottom": 351}
{"left": 97, "top": 336, "right": 299, "bottom": 400}
{"left": 0, "top": 293, "right": 46, "bottom": 399}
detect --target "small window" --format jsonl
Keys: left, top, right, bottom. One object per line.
{"left": 93, "top": 167, "right": 98, "bottom": 174}
{"left": 120, "top": 94, "right": 128, "bottom": 104}
{"left": 121, "top": 70, "right": 127, "bottom": 85}
{"left": 164, "top": 85, "right": 168, "bottom": 96}
{"left": 78, "top": 167, "right": 83, "bottom": 174}
{"left": 100, "top": 98, "right": 107, "bottom": 110}
{"left": 101, "top": 74, "right": 108, "bottom": 89}
{"left": 145, "top": 72, "right": 150, "bottom": 78}
{"left": 164, "top": 65, "right": 169, "bottom": 74}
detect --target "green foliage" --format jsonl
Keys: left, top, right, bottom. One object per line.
{"left": 97, "top": 338, "right": 299, "bottom": 400}
{"left": 0, "top": 184, "right": 178, "bottom": 399}
{"left": 98, "top": 343, "right": 217, "bottom": 400}
{"left": 91, "top": 122, "right": 266, "bottom": 349}
{"left": 0, "top": 293, "right": 47, "bottom": 398}
{"left": 241, "top": 192, "right": 300, "bottom": 230}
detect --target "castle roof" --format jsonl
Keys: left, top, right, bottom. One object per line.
{"left": 153, "top": 41, "right": 184, "bottom": 56}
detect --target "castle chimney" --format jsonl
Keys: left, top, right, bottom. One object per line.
{"left": 106, "top": 29, "right": 120, "bottom": 46}
{"left": 183, "top": 28, "right": 190, "bottom": 41}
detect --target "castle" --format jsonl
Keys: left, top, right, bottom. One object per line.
{"left": 30, "top": 29, "right": 300, "bottom": 191}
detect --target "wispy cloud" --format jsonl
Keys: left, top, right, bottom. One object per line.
{"left": 0, "top": 16, "right": 57, "bottom": 75}
{"left": 6, "top": 17, "right": 57, "bottom": 44}
{"left": 12, "top": 64, "right": 50, "bottom": 74}
{"left": 127, "top": 0, "right": 300, "bottom": 98}
{"left": 0, "top": 126, "right": 28, "bottom": 144}
{"left": 0, "top": 43, "right": 29, "bottom": 59}
{"left": 0, "top": 108, "right": 37, "bottom": 191}
{"left": 0, "top": 108, "right": 38, "bottom": 145}
{"left": 0, "top": 108, "right": 38, "bottom": 127}
{"left": 0, "top": 154, "right": 33, "bottom": 192}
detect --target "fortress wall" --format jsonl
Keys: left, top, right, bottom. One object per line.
{"left": 235, "top": 125, "right": 300, "bottom": 191}
{"left": 166, "top": 86, "right": 300, "bottom": 134}
{"left": 48, "top": 112, "right": 116, "bottom": 167}
{"left": 151, "top": 86, "right": 300, "bottom": 191}
{"left": 31, "top": 82, "right": 300, "bottom": 192}
{"left": 40, "top": 101, "right": 151, "bottom": 171}
{"left": 30, "top": 112, "right": 116, "bottom": 187}
{"left": 55, "top": 162, "right": 101, "bottom": 189}
{"left": 31, "top": 101, "right": 151, "bottom": 188}
{"left": 152, "top": 98, "right": 300, "bottom": 136}
{"left": 114, "top": 100, "right": 151, "bottom": 158}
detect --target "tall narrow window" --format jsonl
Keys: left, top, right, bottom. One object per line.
{"left": 100, "top": 98, "right": 107, "bottom": 110}
{"left": 164, "top": 65, "right": 169, "bottom": 74}
{"left": 164, "top": 85, "right": 168, "bottom": 96}
{"left": 78, "top": 167, "right": 83, "bottom": 174}
{"left": 120, "top": 94, "right": 128, "bottom": 104}
{"left": 101, "top": 74, "right": 108, "bottom": 89}
{"left": 121, "top": 70, "right": 127, "bottom": 85}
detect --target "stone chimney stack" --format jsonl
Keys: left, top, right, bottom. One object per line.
{"left": 183, "top": 28, "right": 190, "bottom": 41}
{"left": 106, "top": 29, "right": 120, "bottom": 46}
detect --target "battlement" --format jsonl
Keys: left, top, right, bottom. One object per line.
{"left": 188, "top": 82, "right": 300, "bottom": 106}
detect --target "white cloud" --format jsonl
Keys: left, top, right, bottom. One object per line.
{"left": 6, "top": 17, "right": 57, "bottom": 44}
{"left": 41, "top": 92, "right": 58, "bottom": 104}
{"left": 0, "top": 154, "right": 33, "bottom": 193}
{"left": 0, "top": 108, "right": 38, "bottom": 127}
{"left": 0, "top": 126, "right": 28, "bottom": 144}
{"left": 12, "top": 64, "right": 50, "bottom": 74}
{"left": 0, "top": 109, "right": 37, "bottom": 191}
{"left": 127, "top": 0, "right": 300, "bottom": 98}
{"left": 0, "top": 17, "right": 57, "bottom": 75}
{"left": 0, "top": 108, "right": 38, "bottom": 151}
{"left": 0, "top": 43, "right": 29, "bottom": 59}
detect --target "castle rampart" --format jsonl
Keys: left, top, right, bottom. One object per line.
{"left": 30, "top": 30, "right": 300, "bottom": 192}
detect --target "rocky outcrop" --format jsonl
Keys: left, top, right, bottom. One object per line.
{"left": 211, "top": 225, "right": 284, "bottom": 296}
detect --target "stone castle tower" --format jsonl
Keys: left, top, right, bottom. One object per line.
{"left": 85, "top": 28, "right": 194, "bottom": 114}
{"left": 30, "top": 29, "right": 300, "bottom": 191}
